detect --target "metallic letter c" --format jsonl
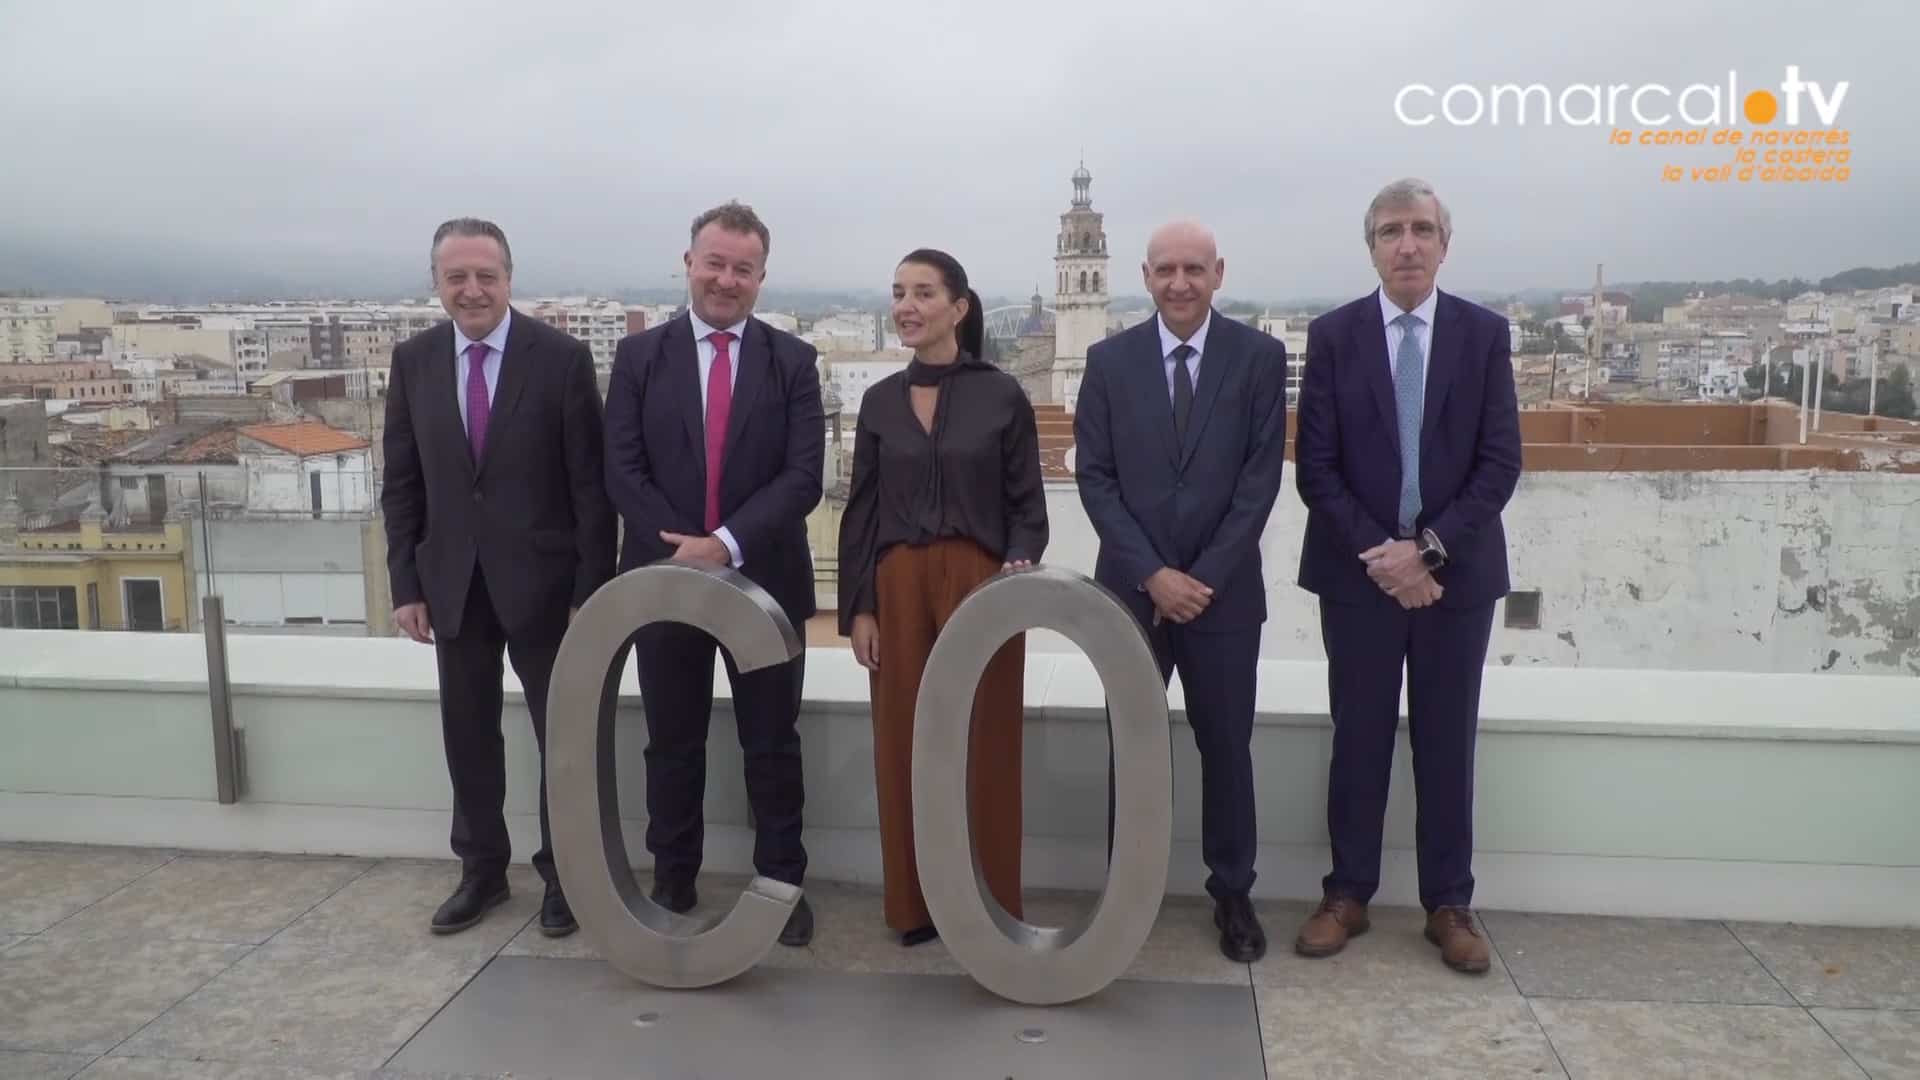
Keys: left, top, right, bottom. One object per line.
{"left": 546, "top": 562, "right": 802, "bottom": 989}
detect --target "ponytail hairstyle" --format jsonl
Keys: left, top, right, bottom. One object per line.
{"left": 899, "top": 248, "right": 985, "bottom": 359}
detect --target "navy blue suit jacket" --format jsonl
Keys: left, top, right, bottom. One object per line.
{"left": 1294, "top": 289, "right": 1522, "bottom": 609}
{"left": 1074, "top": 312, "right": 1290, "bottom": 633}
{"left": 603, "top": 312, "right": 825, "bottom": 628}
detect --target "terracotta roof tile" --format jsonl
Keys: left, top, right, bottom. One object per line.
{"left": 238, "top": 421, "right": 369, "bottom": 456}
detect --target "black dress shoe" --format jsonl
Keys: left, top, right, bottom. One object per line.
{"left": 540, "top": 881, "right": 578, "bottom": 938}
{"left": 900, "top": 924, "right": 939, "bottom": 947}
{"left": 431, "top": 876, "right": 509, "bottom": 935}
{"left": 1214, "top": 893, "right": 1268, "bottom": 962}
{"left": 778, "top": 896, "right": 813, "bottom": 947}
{"left": 649, "top": 878, "right": 697, "bottom": 914}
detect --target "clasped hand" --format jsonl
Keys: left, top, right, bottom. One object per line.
{"left": 1360, "top": 539, "right": 1442, "bottom": 610}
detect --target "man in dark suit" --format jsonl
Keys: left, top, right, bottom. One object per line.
{"left": 1292, "top": 179, "right": 1522, "bottom": 973}
{"left": 383, "top": 217, "right": 616, "bottom": 938}
{"left": 604, "top": 201, "right": 824, "bottom": 947}
{"left": 1074, "top": 220, "right": 1289, "bottom": 962}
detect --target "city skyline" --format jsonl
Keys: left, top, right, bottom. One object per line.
{"left": 5, "top": 261, "right": 1916, "bottom": 316}
{"left": 1, "top": 1, "right": 1909, "bottom": 302}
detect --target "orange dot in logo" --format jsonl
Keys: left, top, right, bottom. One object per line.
{"left": 1745, "top": 90, "right": 1778, "bottom": 124}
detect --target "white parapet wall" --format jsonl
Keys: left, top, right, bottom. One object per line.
{"left": 1031, "top": 469, "right": 1920, "bottom": 676}
{"left": 1, "top": 627, "right": 1916, "bottom": 927}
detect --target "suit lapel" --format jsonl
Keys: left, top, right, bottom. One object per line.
{"left": 1180, "top": 311, "right": 1230, "bottom": 470}
{"left": 477, "top": 310, "right": 532, "bottom": 476}
{"left": 723, "top": 318, "right": 770, "bottom": 460}
{"left": 1131, "top": 319, "right": 1181, "bottom": 469}
{"left": 1353, "top": 294, "right": 1400, "bottom": 459}
{"left": 427, "top": 323, "right": 477, "bottom": 482}
{"left": 667, "top": 316, "right": 706, "bottom": 490}
{"left": 1421, "top": 292, "right": 1464, "bottom": 458}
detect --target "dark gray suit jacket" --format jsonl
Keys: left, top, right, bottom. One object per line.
{"left": 381, "top": 310, "right": 616, "bottom": 640}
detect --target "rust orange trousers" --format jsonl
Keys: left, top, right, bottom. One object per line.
{"left": 870, "top": 538, "right": 1024, "bottom": 930}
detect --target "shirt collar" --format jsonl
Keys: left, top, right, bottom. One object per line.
{"left": 688, "top": 308, "right": 750, "bottom": 345}
{"left": 1379, "top": 286, "right": 1439, "bottom": 330}
{"left": 1156, "top": 310, "right": 1213, "bottom": 359}
{"left": 454, "top": 307, "right": 511, "bottom": 358}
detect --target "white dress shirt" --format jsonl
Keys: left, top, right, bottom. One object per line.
{"left": 1156, "top": 310, "right": 1211, "bottom": 402}
{"left": 686, "top": 309, "right": 748, "bottom": 566}
{"left": 453, "top": 308, "right": 510, "bottom": 436}
{"left": 1378, "top": 286, "right": 1437, "bottom": 394}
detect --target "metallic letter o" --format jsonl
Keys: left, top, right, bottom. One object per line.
{"left": 546, "top": 562, "right": 803, "bottom": 988}
{"left": 911, "top": 566, "right": 1172, "bottom": 1005}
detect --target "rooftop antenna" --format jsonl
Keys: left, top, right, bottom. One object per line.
{"left": 1586, "top": 263, "right": 1603, "bottom": 402}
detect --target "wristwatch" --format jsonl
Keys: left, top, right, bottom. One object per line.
{"left": 1416, "top": 529, "right": 1448, "bottom": 570}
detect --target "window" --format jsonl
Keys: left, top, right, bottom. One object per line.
{"left": 123, "top": 579, "right": 165, "bottom": 631}
{"left": 1504, "top": 590, "right": 1542, "bottom": 630}
{"left": 0, "top": 585, "right": 80, "bottom": 630}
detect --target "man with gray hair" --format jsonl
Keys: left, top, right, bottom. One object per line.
{"left": 383, "top": 217, "right": 616, "bottom": 938}
{"left": 1292, "top": 179, "right": 1521, "bottom": 973}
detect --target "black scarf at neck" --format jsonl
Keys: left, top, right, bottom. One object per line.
{"left": 900, "top": 349, "right": 990, "bottom": 543}
{"left": 906, "top": 350, "right": 989, "bottom": 386}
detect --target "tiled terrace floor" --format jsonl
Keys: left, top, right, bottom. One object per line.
{"left": 2, "top": 843, "right": 1916, "bottom": 1078}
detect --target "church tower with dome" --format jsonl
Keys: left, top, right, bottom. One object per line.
{"left": 1051, "top": 160, "right": 1109, "bottom": 409}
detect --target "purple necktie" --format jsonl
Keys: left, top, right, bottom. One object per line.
{"left": 465, "top": 342, "right": 490, "bottom": 462}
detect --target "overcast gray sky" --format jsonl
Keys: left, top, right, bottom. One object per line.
{"left": 1, "top": 0, "right": 1910, "bottom": 301}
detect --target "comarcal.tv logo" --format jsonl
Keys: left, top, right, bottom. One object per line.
{"left": 1394, "top": 66, "right": 1852, "bottom": 184}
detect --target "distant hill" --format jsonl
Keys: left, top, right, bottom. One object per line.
{"left": 1613, "top": 263, "right": 1918, "bottom": 322}
{"left": 3, "top": 232, "right": 1912, "bottom": 319}
{"left": 1455, "top": 262, "right": 1920, "bottom": 324}
{"left": 1816, "top": 262, "right": 1920, "bottom": 293}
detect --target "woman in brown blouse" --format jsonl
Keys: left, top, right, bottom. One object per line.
{"left": 838, "top": 248, "right": 1048, "bottom": 946}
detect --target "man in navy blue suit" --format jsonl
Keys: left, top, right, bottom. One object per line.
{"left": 1292, "top": 179, "right": 1522, "bottom": 974}
{"left": 1074, "top": 220, "right": 1290, "bottom": 962}
{"left": 603, "top": 201, "right": 825, "bottom": 947}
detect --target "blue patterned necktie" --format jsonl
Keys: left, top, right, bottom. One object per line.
{"left": 1392, "top": 312, "right": 1425, "bottom": 536}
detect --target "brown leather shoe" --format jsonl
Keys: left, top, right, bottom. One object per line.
{"left": 1293, "top": 894, "right": 1370, "bottom": 957}
{"left": 1425, "top": 906, "right": 1491, "bottom": 974}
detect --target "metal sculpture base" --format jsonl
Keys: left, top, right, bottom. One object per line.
{"left": 389, "top": 957, "right": 1265, "bottom": 1079}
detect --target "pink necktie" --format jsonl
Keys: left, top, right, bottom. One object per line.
{"left": 705, "top": 331, "right": 735, "bottom": 531}
{"left": 465, "top": 342, "right": 490, "bottom": 462}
